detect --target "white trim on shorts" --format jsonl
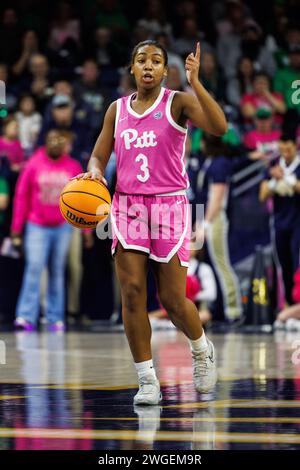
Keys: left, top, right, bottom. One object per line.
{"left": 148, "top": 198, "right": 190, "bottom": 267}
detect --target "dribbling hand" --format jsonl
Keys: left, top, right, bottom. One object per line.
{"left": 72, "top": 169, "right": 108, "bottom": 186}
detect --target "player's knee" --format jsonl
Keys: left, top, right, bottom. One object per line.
{"left": 159, "top": 292, "right": 186, "bottom": 318}
{"left": 122, "top": 281, "right": 144, "bottom": 312}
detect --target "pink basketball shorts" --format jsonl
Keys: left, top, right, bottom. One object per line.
{"left": 110, "top": 191, "right": 191, "bottom": 267}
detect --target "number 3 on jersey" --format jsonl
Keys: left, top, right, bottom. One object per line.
{"left": 135, "top": 153, "right": 150, "bottom": 183}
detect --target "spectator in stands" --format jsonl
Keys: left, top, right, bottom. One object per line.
{"left": 172, "top": 0, "right": 200, "bottom": 38}
{"left": 274, "top": 44, "right": 300, "bottom": 119}
{"left": 218, "top": 18, "right": 276, "bottom": 79}
{"left": 37, "top": 94, "right": 93, "bottom": 165}
{"left": 21, "top": 53, "right": 53, "bottom": 113}
{"left": 113, "top": 69, "right": 136, "bottom": 100}
{"left": 131, "top": 24, "right": 151, "bottom": 48}
{"left": 52, "top": 79, "right": 73, "bottom": 98}
{"left": 274, "top": 24, "right": 300, "bottom": 69}
{"left": 155, "top": 32, "right": 186, "bottom": 87}
{"left": 93, "top": 27, "right": 125, "bottom": 69}
{"left": 195, "top": 133, "right": 242, "bottom": 322}
{"left": 216, "top": 0, "right": 251, "bottom": 33}
{"left": 297, "top": 124, "right": 300, "bottom": 149}
{"left": 137, "top": 0, "right": 173, "bottom": 44}
{"left": 0, "top": 63, "right": 17, "bottom": 112}
{"left": 259, "top": 132, "right": 300, "bottom": 305}
{"left": 200, "top": 51, "right": 226, "bottom": 102}
{"left": 93, "top": 27, "right": 114, "bottom": 67}
{"left": 15, "top": 94, "right": 42, "bottom": 157}
{"left": 165, "top": 65, "right": 184, "bottom": 91}
{"left": 11, "top": 130, "right": 82, "bottom": 331}
{"left": 47, "top": 2, "right": 82, "bottom": 74}
{"left": 0, "top": 171, "right": 9, "bottom": 244}
{"left": 12, "top": 30, "right": 40, "bottom": 78}
{"left": 243, "top": 108, "right": 281, "bottom": 160}
{"left": 0, "top": 8, "right": 21, "bottom": 66}
{"left": 241, "top": 72, "right": 286, "bottom": 126}
{"left": 174, "top": 17, "right": 211, "bottom": 58}
{"left": 239, "top": 20, "right": 277, "bottom": 75}
{"left": 226, "top": 56, "right": 255, "bottom": 107}
{"left": 73, "top": 59, "right": 111, "bottom": 132}
{"left": 43, "top": 80, "right": 94, "bottom": 136}
{"left": 0, "top": 116, "right": 25, "bottom": 173}
{"left": 89, "top": 0, "right": 129, "bottom": 34}
{"left": 48, "top": 1, "right": 80, "bottom": 51}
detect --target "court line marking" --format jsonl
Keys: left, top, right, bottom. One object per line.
{"left": 1, "top": 428, "right": 300, "bottom": 443}
{"left": 22, "top": 376, "right": 300, "bottom": 390}
{"left": 1, "top": 375, "right": 300, "bottom": 388}
{"left": 1, "top": 392, "right": 300, "bottom": 410}
{"left": 66, "top": 417, "right": 300, "bottom": 423}
{"left": 0, "top": 396, "right": 25, "bottom": 400}
{"left": 164, "top": 400, "right": 300, "bottom": 409}
{"left": 2, "top": 393, "right": 300, "bottom": 410}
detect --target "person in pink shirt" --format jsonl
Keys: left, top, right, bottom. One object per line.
{"left": 0, "top": 116, "right": 25, "bottom": 172}
{"left": 241, "top": 72, "right": 286, "bottom": 127}
{"left": 243, "top": 108, "right": 281, "bottom": 160}
{"left": 11, "top": 130, "right": 82, "bottom": 331}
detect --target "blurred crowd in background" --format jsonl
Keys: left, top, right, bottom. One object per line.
{"left": 0, "top": 0, "right": 300, "bottom": 330}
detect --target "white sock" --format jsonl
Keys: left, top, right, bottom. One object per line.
{"left": 134, "top": 359, "right": 157, "bottom": 380}
{"left": 189, "top": 332, "right": 208, "bottom": 353}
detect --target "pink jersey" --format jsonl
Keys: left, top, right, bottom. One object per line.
{"left": 114, "top": 87, "right": 189, "bottom": 195}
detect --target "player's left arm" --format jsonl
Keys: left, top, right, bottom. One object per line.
{"left": 179, "top": 42, "right": 227, "bottom": 136}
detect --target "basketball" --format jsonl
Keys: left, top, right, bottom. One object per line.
{"left": 59, "top": 178, "right": 111, "bottom": 229}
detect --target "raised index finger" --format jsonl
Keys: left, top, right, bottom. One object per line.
{"left": 195, "top": 42, "right": 200, "bottom": 61}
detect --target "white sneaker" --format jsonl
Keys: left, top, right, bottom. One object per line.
{"left": 286, "top": 318, "right": 300, "bottom": 331}
{"left": 192, "top": 339, "right": 217, "bottom": 393}
{"left": 133, "top": 374, "right": 162, "bottom": 406}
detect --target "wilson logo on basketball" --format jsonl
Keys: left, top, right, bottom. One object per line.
{"left": 120, "top": 128, "right": 157, "bottom": 150}
{"left": 66, "top": 210, "right": 98, "bottom": 226}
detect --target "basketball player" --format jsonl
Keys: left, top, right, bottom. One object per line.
{"left": 76, "top": 40, "right": 227, "bottom": 405}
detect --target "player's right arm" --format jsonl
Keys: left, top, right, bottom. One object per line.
{"left": 75, "top": 101, "right": 117, "bottom": 185}
{"left": 259, "top": 165, "right": 284, "bottom": 202}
